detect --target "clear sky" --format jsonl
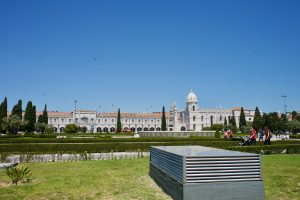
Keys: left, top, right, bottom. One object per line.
{"left": 0, "top": 0, "right": 299, "bottom": 113}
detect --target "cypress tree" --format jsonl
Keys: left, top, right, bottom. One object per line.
{"left": 116, "top": 108, "right": 122, "bottom": 133}
{"left": 161, "top": 106, "right": 167, "bottom": 131}
{"left": 11, "top": 99, "right": 22, "bottom": 120}
{"left": 230, "top": 115, "right": 237, "bottom": 127}
{"left": 0, "top": 97, "right": 8, "bottom": 119}
{"left": 253, "top": 107, "right": 262, "bottom": 131}
{"left": 0, "top": 97, "right": 8, "bottom": 133}
{"left": 42, "top": 104, "right": 48, "bottom": 124}
{"left": 38, "top": 104, "right": 48, "bottom": 124}
{"left": 224, "top": 117, "right": 227, "bottom": 126}
{"left": 239, "top": 107, "right": 247, "bottom": 129}
{"left": 24, "top": 101, "right": 36, "bottom": 132}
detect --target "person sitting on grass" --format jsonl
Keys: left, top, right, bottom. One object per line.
{"left": 249, "top": 127, "right": 257, "bottom": 145}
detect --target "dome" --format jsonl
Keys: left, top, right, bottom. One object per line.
{"left": 186, "top": 90, "right": 198, "bottom": 103}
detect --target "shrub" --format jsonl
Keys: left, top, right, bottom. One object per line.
{"left": 290, "top": 134, "right": 300, "bottom": 139}
{"left": 64, "top": 124, "right": 79, "bottom": 134}
{"left": 6, "top": 166, "right": 31, "bottom": 185}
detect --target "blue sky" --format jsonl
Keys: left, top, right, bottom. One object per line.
{"left": 0, "top": 0, "right": 299, "bottom": 113}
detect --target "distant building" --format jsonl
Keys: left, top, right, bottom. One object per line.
{"left": 43, "top": 90, "right": 255, "bottom": 133}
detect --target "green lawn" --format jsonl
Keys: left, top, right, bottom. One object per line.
{"left": 0, "top": 155, "right": 299, "bottom": 200}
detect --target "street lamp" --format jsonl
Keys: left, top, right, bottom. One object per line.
{"left": 281, "top": 95, "right": 287, "bottom": 114}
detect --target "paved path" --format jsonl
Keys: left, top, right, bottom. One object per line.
{"left": 0, "top": 163, "right": 18, "bottom": 169}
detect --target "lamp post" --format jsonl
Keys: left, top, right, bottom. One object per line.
{"left": 281, "top": 95, "right": 287, "bottom": 114}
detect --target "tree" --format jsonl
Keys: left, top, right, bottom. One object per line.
{"left": 38, "top": 104, "right": 48, "bottom": 124}
{"left": 161, "top": 106, "right": 167, "bottom": 131}
{"left": 292, "top": 111, "right": 298, "bottom": 121}
{"left": 229, "top": 115, "right": 237, "bottom": 133}
{"left": 0, "top": 97, "right": 8, "bottom": 133}
{"left": 239, "top": 107, "right": 247, "bottom": 130}
{"left": 116, "top": 108, "right": 122, "bottom": 133}
{"left": 224, "top": 117, "right": 227, "bottom": 126}
{"left": 64, "top": 124, "right": 79, "bottom": 134}
{"left": 253, "top": 107, "right": 262, "bottom": 131}
{"left": 12, "top": 99, "right": 22, "bottom": 121}
{"left": 287, "top": 120, "right": 300, "bottom": 133}
{"left": 279, "top": 114, "right": 288, "bottom": 132}
{"left": 2, "top": 115, "right": 22, "bottom": 134}
{"left": 23, "top": 101, "right": 36, "bottom": 133}
{"left": 35, "top": 122, "right": 47, "bottom": 133}
{"left": 266, "top": 112, "right": 281, "bottom": 132}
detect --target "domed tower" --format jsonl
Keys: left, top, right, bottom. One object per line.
{"left": 186, "top": 90, "right": 198, "bottom": 112}
{"left": 186, "top": 90, "right": 199, "bottom": 131}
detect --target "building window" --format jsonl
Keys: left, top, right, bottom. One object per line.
{"left": 98, "top": 119, "right": 101, "bottom": 123}
{"left": 201, "top": 116, "right": 204, "bottom": 122}
{"left": 62, "top": 119, "right": 64, "bottom": 123}
{"left": 125, "top": 119, "right": 128, "bottom": 123}
{"left": 192, "top": 105, "right": 195, "bottom": 111}
{"left": 105, "top": 119, "right": 107, "bottom": 123}
{"left": 69, "top": 119, "right": 71, "bottom": 123}
{"left": 193, "top": 116, "right": 196, "bottom": 122}
{"left": 54, "top": 119, "right": 57, "bottom": 123}
{"left": 132, "top": 119, "right": 134, "bottom": 123}
{"left": 220, "top": 115, "right": 223, "bottom": 121}
{"left": 111, "top": 119, "right": 114, "bottom": 123}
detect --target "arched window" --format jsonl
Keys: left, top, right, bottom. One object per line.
{"left": 130, "top": 127, "right": 135, "bottom": 132}
{"left": 150, "top": 127, "right": 155, "bottom": 131}
{"left": 156, "top": 127, "right": 161, "bottom": 131}
{"left": 144, "top": 127, "right": 148, "bottom": 131}
{"left": 110, "top": 127, "right": 115, "bottom": 133}
{"left": 60, "top": 127, "right": 64, "bottom": 133}
{"left": 192, "top": 105, "right": 195, "bottom": 111}
{"left": 103, "top": 127, "right": 109, "bottom": 132}
{"left": 137, "top": 127, "right": 142, "bottom": 132}
{"left": 181, "top": 126, "right": 186, "bottom": 131}
{"left": 96, "top": 127, "right": 102, "bottom": 132}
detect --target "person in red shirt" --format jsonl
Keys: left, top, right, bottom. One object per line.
{"left": 249, "top": 127, "right": 257, "bottom": 145}
{"left": 264, "top": 127, "right": 271, "bottom": 145}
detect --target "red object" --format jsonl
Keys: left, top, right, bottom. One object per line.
{"left": 250, "top": 129, "right": 257, "bottom": 140}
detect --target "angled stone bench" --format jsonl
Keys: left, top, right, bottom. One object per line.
{"left": 150, "top": 146, "right": 264, "bottom": 200}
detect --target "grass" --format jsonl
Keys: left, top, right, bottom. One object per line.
{"left": 0, "top": 155, "right": 299, "bottom": 200}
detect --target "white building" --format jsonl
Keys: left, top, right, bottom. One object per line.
{"left": 45, "top": 90, "right": 255, "bottom": 133}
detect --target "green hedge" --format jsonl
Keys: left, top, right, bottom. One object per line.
{"left": 0, "top": 136, "right": 224, "bottom": 144}
{"left": 290, "top": 134, "right": 300, "bottom": 139}
{"left": 1, "top": 140, "right": 299, "bottom": 154}
{"left": 0, "top": 141, "right": 241, "bottom": 153}
{"left": 225, "top": 144, "right": 300, "bottom": 154}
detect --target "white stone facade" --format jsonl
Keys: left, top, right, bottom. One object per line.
{"left": 45, "top": 90, "right": 255, "bottom": 133}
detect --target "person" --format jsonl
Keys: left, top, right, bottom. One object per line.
{"left": 224, "top": 130, "right": 228, "bottom": 138}
{"left": 249, "top": 127, "right": 257, "bottom": 145}
{"left": 258, "top": 129, "right": 264, "bottom": 142}
{"left": 264, "top": 127, "right": 271, "bottom": 145}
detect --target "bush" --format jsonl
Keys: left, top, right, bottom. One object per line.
{"left": 290, "top": 134, "right": 300, "bottom": 139}
{"left": 6, "top": 166, "right": 31, "bottom": 185}
{"left": 225, "top": 144, "right": 300, "bottom": 154}
{"left": 64, "top": 124, "right": 79, "bottom": 134}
